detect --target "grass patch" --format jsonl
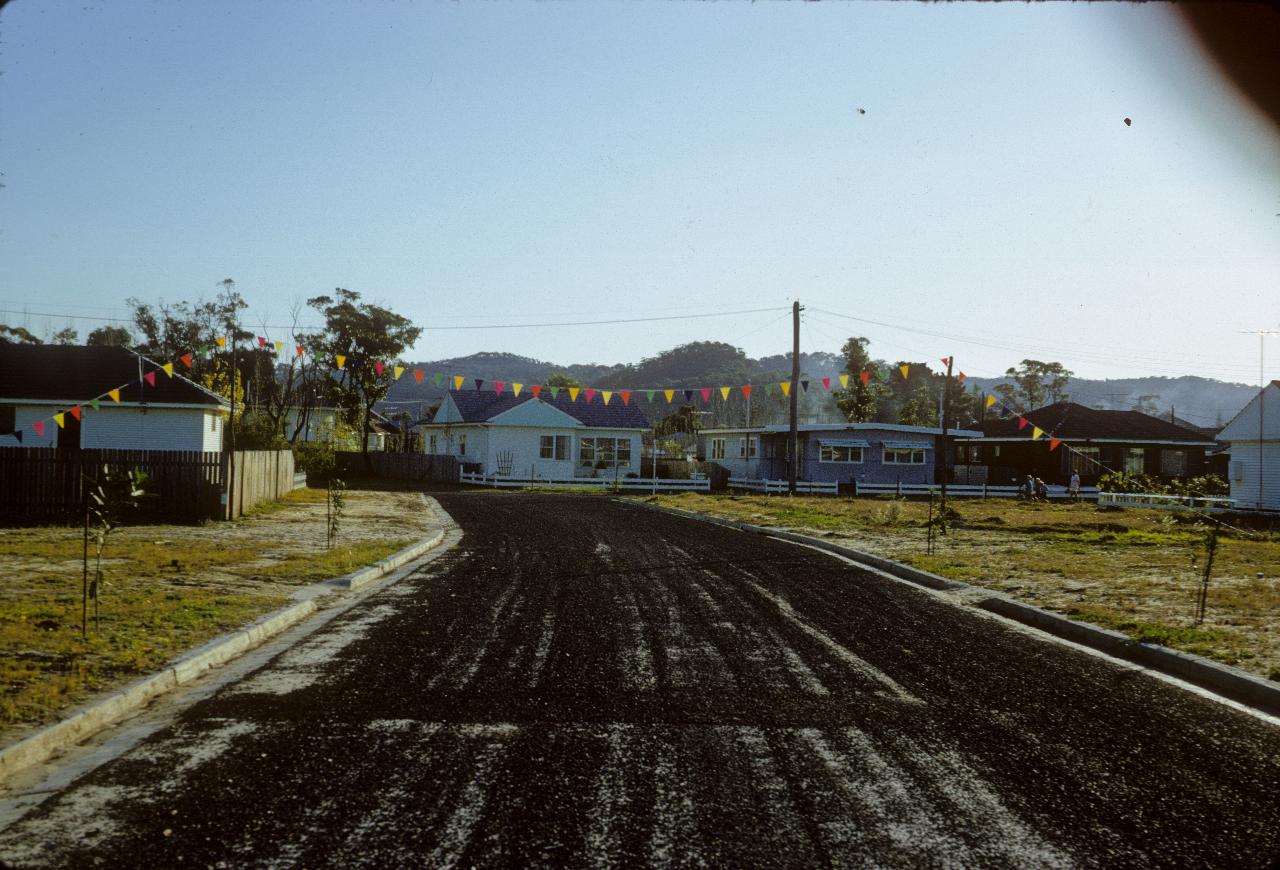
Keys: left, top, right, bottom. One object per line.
{"left": 249, "top": 538, "right": 417, "bottom": 581}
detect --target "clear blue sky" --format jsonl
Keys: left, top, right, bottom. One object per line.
{"left": 2, "top": 2, "right": 1277, "bottom": 384}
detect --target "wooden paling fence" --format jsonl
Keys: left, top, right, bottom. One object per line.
{"left": 335, "top": 451, "right": 460, "bottom": 483}
{"left": 0, "top": 447, "right": 296, "bottom": 523}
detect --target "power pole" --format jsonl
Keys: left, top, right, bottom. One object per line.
{"left": 1239, "top": 330, "right": 1278, "bottom": 508}
{"left": 788, "top": 300, "right": 801, "bottom": 495}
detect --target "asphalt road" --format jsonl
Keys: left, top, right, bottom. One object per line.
{"left": 2, "top": 493, "right": 1278, "bottom": 868}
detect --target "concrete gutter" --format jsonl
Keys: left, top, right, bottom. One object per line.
{"left": 0, "top": 500, "right": 454, "bottom": 784}
{"left": 627, "top": 498, "right": 1280, "bottom": 718}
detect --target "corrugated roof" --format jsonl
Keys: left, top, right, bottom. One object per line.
{"left": 443, "top": 389, "right": 650, "bottom": 428}
{"left": 979, "top": 402, "right": 1211, "bottom": 442}
{"left": 0, "top": 344, "right": 226, "bottom": 407}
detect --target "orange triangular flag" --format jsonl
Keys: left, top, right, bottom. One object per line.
{"left": 69, "top": 405, "right": 82, "bottom": 421}
{"left": 780, "top": 382, "right": 791, "bottom": 397}
{"left": 453, "top": 375, "right": 464, "bottom": 390}
{"left": 957, "top": 371, "right": 966, "bottom": 384}
{"left": 53, "top": 413, "right": 65, "bottom": 429}
{"left": 1049, "top": 437, "right": 1061, "bottom": 451}
{"left": 620, "top": 390, "right": 631, "bottom": 405}
{"left": 719, "top": 386, "right": 730, "bottom": 401}
{"left": 742, "top": 385, "right": 752, "bottom": 400}
{"left": 859, "top": 371, "right": 870, "bottom": 386}
{"left": 569, "top": 387, "right": 581, "bottom": 401}
{"left": 336, "top": 355, "right": 347, "bottom": 369}
{"left": 512, "top": 383, "right": 523, "bottom": 397}
{"left": 899, "top": 364, "right": 910, "bottom": 379}
{"left": 296, "top": 345, "right": 305, "bottom": 358}
{"left": 838, "top": 374, "right": 849, "bottom": 389}
{"left": 180, "top": 353, "right": 193, "bottom": 369}
{"left": 531, "top": 385, "right": 542, "bottom": 398}
{"left": 601, "top": 390, "right": 613, "bottom": 405}
{"left": 414, "top": 370, "right": 424, "bottom": 384}
{"left": 108, "top": 388, "right": 121, "bottom": 403}
{"left": 664, "top": 389, "right": 675, "bottom": 404}
{"left": 162, "top": 362, "right": 174, "bottom": 377}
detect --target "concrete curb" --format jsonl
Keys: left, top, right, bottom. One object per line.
{"left": 626, "top": 497, "right": 1280, "bottom": 718}
{"left": 0, "top": 521, "right": 450, "bottom": 784}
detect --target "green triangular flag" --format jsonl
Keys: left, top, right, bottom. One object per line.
{"left": 89, "top": 399, "right": 101, "bottom": 411}
{"left": 550, "top": 386, "right": 561, "bottom": 398}
{"left": 764, "top": 383, "right": 775, "bottom": 396}
{"left": 645, "top": 390, "right": 655, "bottom": 402}
{"left": 433, "top": 372, "right": 444, "bottom": 386}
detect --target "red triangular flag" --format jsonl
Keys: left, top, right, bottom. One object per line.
{"left": 940, "top": 357, "right": 951, "bottom": 367}
{"left": 742, "top": 385, "right": 753, "bottom": 400}
{"left": 494, "top": 380, "right": 506, "bottom": 394}
{"left": 859, "top": 371, "right": 870, "bottom": 386}
{"left": 69, "top": 405, "right": 82, "bottom": 421}
{"left": 374, "top": 361, "right": 385, "bottom": 377}
{"left": 144, "top": 371, "right": 157, "bottom": 386}
{"left": 1017, "top": 416, "right": 1029, "bottom": 430}
{"left": 258, "top": 336, "right": 267, "bottom": 347}
{"left": 33, "top": 421, "right": 45, "bottom": 437}
{"left": 699, "top": 387, "right": 712, "bottom": 403}
{"left": 530, "top": 385, "right": 542, "bottom": 398}
{"left": 584, "top": 388, "right": 597, "bottom": 403}
{"left": 180, "top": 353, "right": 193, "bottom": 369}
{"left": 821, "top": 377, "right": 831, "bottom": 391}
{"left": 296, "top": 345, "right": 305, "bottom": 358}
{"left": 620, "top": 390, "right": 631, "bottom": 405}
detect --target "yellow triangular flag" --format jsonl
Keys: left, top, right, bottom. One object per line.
{"left": 453, "top": 375, "right": 464, "bottom": 390}
{"left": 899, "top": 364, "right": 910, "bottom": 379}
{"left": 1031, "top": 426, "right": 1044, "bottom": 440}
{"left": 568, "top": 387, "right": 581, "bottom": 402}
{"left": 719, "top": 386, "right": 730, "bottom": 401}
{"left": 394, "top": 366, "right": 405, "bottom": 380}
{"left": 512, "top": 383, "right": 523, "bottom": 397}
{"left": 839, "top": 374, "right": 849, "bottom": 389}
{"left": 664, "top": 389, "right": 675, "bottom": 404}
{"left": 985, "top": 394, "right": 996, "bottom": 409}
{"left": 335, "top": 355, "right": 346, "bottom": 369}
{"left": 162, "top": 362, "right": 174, "bottom": 377}
{"left": 53, "top": 413, "right": 65, "bottom": 429}
{"left": 274, "top": 340, "right": 283, "bottom": 353}
{"left": 601, "top": 390, "right": 612, "bottom": 405}
{"left": 108, "top": 388, "right": 121, "bottom": 403}
{"left": 780, "top": 382, "right": 791, "bottom": 397}
{"left": 216, "top": 336, "right": 226, "bottom": 349}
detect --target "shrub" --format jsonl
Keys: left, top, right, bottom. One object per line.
{"left": 1167, "top": 474, "right": 1229, "bottom": 498}
{"left": 1098, "top": 471, "right": 1163, "bottom": 493}
{"left": 293, "top": 441, "right": 335, "bottom": 478}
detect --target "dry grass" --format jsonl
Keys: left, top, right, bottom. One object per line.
{"left": 649, "top": 493, "right": 1280, "bottom": 681}
{"left": 0, "top": 488, "right": 435, "bottom": 740}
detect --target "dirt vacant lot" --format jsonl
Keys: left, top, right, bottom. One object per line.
{"left": 648, "top": 493, "right": 1280, "bottom": 682}
{"left": 0, "top": 487, "right": 434, "bottom": 742}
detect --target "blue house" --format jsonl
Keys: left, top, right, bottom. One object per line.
{"left": 698, "top": 423, "right": 982, "bottom": 487}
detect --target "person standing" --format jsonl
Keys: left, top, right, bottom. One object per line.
{"left": 1069, "top": 471, "right": 1081, "bottom": 503}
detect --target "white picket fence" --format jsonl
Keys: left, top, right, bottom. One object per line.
{"left": 728, "top": 478, "right": 840, "bottom": 495}
{"left": 1096, "top": 492, "right": 1236, "bottom": 513}
{"left": 728, "top": 478, "right": 1102, "bottom": 501}
{"left": 459, "top": 471, "right": 711, "bottom": 493}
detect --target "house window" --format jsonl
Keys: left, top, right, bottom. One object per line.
{"left": 1071, "top": 447, "right": 1101, "bottom": 475}
{"left": 820, "top": 445, "right": 863, "bottom": 463}
{"left": 428, "top": 435, "right": 437, "bottom": 454}
{"left": 211, "top": 415, "right": 219, "bottom": 432}
{"left": 458, "top": 434, "right": 466, "bottom": 456}
{"left": 581, "top": 436, "right": 631, "bottom": 466}
{"left": 883, "top": 447, "right": 927, "bottom": 464}
{"left": 1161, "top": 449, "right": 1186, "bottom": 476}
{"left": 1, "top": 406, "right": 15, "bottom": 435}
{"left": 711, "top": 438, "right": 726, "bottom": 460}
{"left": 540, "top": 435, "right": 569, "bottom": 460}
{"left": 737, "top": 437, "right": 757, "bottom": 459}
{"left": 956, "top": 444, "right": 983, "bottom": 464}
{"left": 1123, "top": 448, "right": 1145, "bottom": 474}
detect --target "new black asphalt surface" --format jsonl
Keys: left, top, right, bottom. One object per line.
{"left": 2, "top": 493, "right": 1278, "bottom": 868}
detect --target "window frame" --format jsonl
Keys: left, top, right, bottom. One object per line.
{"left": 883, "top": 446, "right": 927, "bottom": 465}
{"left": 819, "top": 444, "right": 863, "bottom": 464}
{"left": 711, "top": 438, "right": 726, "bottom": 460}
{"left": 540, "top": 434, "right": 569, "bottom": 460}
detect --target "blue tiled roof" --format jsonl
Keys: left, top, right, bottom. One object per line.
{"left": 444, "top": 390, "right": 651, "bottom": 428}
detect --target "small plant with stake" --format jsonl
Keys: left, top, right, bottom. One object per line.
{"left": 1193, "top": 515, "right": 1220, "bottom": 627}
{"left": 326, "top": 476, "right": 346, "bottom": 549}
{"left": 82, "top": 466, "right": 148, "bottom": 637}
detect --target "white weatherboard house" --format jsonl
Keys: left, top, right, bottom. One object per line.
{"left": 1219, "top": 380, "right": 1280, "bottom": 511}
{"left": 417, "top": 389, "right": 650, "bottom": 479}
{"left": 0, "top": 344, "right": 228, "bottom": 451}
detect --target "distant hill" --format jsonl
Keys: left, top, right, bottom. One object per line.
{"left": 380, "top": 343, "right": 1259, "bottom": 432}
